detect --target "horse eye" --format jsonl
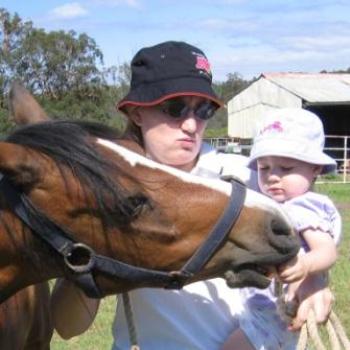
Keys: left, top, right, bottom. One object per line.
{"left": 127, "top": 194, "right": 150, "bottom": 217}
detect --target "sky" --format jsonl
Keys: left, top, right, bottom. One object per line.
{"left": 2, "top": 0, "right": 350, "bottom": 81}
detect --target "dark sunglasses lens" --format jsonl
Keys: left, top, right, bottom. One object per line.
{"left": 195, "top": 102, "right": 217, "bottom": 120}
{"left": 163, "top": 100, "right": 188, "bottom": 119}
{"left": 161, "top": 99, "right": 217, "bottom": 120}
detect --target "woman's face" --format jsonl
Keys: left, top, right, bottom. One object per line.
{"left": 129, "top": 96, "right": 215, "bottom": 171}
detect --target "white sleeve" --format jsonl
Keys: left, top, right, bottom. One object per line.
{"left": 219, "top": 153, "right": 260, "bottom": 191}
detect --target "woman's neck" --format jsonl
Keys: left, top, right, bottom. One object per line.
{"left": 145, "top": 154, "right": 199, "bottom": 173}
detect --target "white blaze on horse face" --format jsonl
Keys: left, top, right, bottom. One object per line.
{"left": 97, "top": 139, "right": 290, "bottom": 221}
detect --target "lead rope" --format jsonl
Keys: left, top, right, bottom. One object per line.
{"left": 122, "top": 292, "right": 140, "bottom": 350}
{"left": 274, "top": 280, "right": 350, "bottom": 350}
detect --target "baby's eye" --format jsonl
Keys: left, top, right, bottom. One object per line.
{"left": 281, "top": 166, "right": 293, "bottom": 171}
{"left": 258, "top": 165, "right": 269, "bottom": 171}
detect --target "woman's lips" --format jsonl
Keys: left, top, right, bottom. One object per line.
{"left": 178, "top": 138, "right": 195, "bottom": 147}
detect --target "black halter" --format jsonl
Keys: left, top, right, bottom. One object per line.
{"left": 0, "top": 175, "right": 246, "bottom": 298}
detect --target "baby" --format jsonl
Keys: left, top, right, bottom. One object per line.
{"left": 248, "top": 108, "right": 341, "bottom": 284}
{"left": 222, "top": 108, "right": 342, "bottom": 350}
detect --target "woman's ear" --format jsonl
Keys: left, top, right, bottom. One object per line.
{"left": 126, "top": 107, "right": 143, "bottom": 126}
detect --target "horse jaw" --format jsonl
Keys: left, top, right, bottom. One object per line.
{"left": 0, "top": 219, "right": 64, "bottom": 304}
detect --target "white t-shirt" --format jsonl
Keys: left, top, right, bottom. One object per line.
{"left": 112, "top": 144, "right": 260, "bottom": 350}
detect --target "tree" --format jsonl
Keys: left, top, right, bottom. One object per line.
{"left": 0, "top": 8, "right": 118, "bottom": 133}
{"left": 0, "top": 8, "right": 105, "bottom": 99}
{"left": 11, "top": 29, "right": 105, "bottom": 99}
{"left": 0, "top": 8, "right": 34, "bottom": 107}
{"left": 216, "top": 72, "right": 251, "bottom": 102}
{"left": 207, "top": 73, "right": 251, "bottom": 131}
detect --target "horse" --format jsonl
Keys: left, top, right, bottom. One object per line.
{"left": 0, "top": 83, "right": 299, "bottom": 349}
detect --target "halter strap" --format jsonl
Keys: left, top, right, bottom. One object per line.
{"left": 0, "top": 175, "right": 246, "bottom": 297}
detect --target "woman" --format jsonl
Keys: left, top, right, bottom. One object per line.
{"left": 51, "top": 41, "right": 333, "bottom": 350}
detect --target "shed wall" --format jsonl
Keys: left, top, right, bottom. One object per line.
{"left": 228, "top": 77, "right": 302, "bottom": 138}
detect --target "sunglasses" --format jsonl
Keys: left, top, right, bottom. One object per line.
{"left": 158, "top": 98, "right": 217, "bottom": 121}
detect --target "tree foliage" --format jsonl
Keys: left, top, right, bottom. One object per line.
{"left": 0, "top": 8, "right": 105, "bottom": 97}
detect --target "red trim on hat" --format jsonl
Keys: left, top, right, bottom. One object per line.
{"left": 117, "top": 92, "right": 224, "bottom": 112}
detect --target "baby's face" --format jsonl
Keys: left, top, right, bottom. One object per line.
{"left": 257, "top": 156, "right": 322, "bottom": 202}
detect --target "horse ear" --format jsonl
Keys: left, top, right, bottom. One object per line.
{"left": 9, "top": 81, "right": 50, "bottom": 125}
{"left": 0, "top": 142, "right": 41, "bottom": 188}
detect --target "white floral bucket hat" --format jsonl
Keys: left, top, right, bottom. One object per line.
{"left": 248, "top": 108, "right": 337, "bottom": 174}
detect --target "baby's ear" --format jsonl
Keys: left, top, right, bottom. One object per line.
{"left": 313, "top": 165, "right": 323, "bottom": 176}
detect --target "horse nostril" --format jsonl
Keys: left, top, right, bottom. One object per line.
{"left": 270, "top": 218, "right": 292, "bottom": 236}
{"left": 268, "top": 217, "right": 299, "bottom": 255}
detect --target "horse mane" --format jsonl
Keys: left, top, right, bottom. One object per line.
{"left": 5, "top": 120, "right": 144, "bottom": 226}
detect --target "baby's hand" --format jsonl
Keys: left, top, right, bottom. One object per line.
{"left": 277, "top": 254, "right": 308, "bottom": 283}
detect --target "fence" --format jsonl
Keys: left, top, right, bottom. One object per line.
{"left": 204, "top": 135, "right": 350, "bottom": 184}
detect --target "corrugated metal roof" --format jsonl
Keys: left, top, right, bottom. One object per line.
{"left": 262, "top": 73, "right": 350, "bottom": 103}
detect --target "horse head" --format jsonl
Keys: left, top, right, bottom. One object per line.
{"left": 0, "top": 120, "right": 299, "bottom": 301}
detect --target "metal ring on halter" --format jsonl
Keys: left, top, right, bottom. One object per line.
{"left": 63, "top": 243, "right": 95, "bottom": 273}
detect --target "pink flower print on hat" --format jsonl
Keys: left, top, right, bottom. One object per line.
{"left": 195, "top": 53, "right": 211, "bottom": 76}
{"left": 260, "top": 121, "right": 284, "bottom": 135}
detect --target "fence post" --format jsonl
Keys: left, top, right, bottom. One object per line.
{"left": 343, "top": 136, "right": 348, "bottom": 184}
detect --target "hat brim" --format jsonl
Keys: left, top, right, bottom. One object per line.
{"left": 248, "top": 138, "right": 337, "bottom": 174}
{"left": 117, "top": 76, "right": 223, "bottom": 111}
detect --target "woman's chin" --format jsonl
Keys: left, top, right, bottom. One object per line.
{"left": 167, "top": 154, "right": 198, "bottom": 171}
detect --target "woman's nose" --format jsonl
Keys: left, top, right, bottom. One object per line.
{"left": 180, "top": 114, "right": 198, "bottom": 133}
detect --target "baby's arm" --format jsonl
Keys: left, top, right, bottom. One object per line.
{"left": 300, "top": 228, "right": 337, "bottom": 274}
{"left": 279, "top": 229, "right": 337, "bottom": 283}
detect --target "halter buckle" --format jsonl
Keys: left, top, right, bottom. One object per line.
{"left": 63, "top": 243, "right": 95, "bottom": 273}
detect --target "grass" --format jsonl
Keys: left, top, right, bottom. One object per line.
{"left": 51, "top": 296, "right": 115, "bottom": 349}
{"left": 51, "top": 184, "right": 350, "bottom": 349}
{"left": 315, "top": 184, "right": 350, "bottom": 340}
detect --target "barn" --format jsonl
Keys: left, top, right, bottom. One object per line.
{"left": 226, "top": 72, "right": 350, "bottom": 173}
{"left": 227, "top": 72, "right": 350, "bottom": 139}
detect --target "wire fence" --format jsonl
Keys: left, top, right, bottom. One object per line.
{"left": 204, "top": 135, "right": 350, "bottom": 184}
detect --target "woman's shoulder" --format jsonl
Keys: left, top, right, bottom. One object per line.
{"left": 198, "top": 143, "right": 258, "bottom": 189}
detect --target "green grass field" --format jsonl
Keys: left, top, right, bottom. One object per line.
{"left": 316, "top": 184, "right": 350, "bottom": 339}
{"left": 51, "top": 184, "right": 350, "bottom": 350}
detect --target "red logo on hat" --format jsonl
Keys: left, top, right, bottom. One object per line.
{"left": 195, "top": 55, "right": 211, "bottom": 75}
{"left": 261, "top": 121, "right": 284, "bottom": 134}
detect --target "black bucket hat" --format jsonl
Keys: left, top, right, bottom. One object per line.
{"left": 117, "top": 41, "right": 223, "bottom": 112}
